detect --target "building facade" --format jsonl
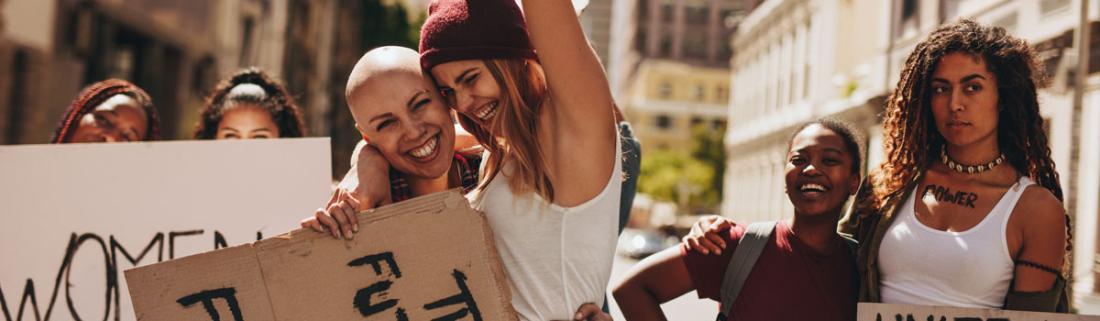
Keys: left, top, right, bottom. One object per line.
{"left": 626, "top": 59, "right": 730, "bottom": 151}
{"left": 0, "top": 0, "right": 299, "bottom": 143}
{"left": 0, "top": 0, "right": 422, "bottom": 177}
{"left": 609, "top": 0, "right": 747, "bottom": 154}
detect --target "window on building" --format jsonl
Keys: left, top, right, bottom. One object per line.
{"left": 109, "top": 46, "right": 136, "bottom": 80}
{"left": 717, "top": 30, "right": 734, "bottom": 63}
{"left": 692, "top": 84, "right": 705, "bottom": 101}
{"left": 239, "top": 17, "right": 256, "bottom": 66}
{"left": 661, "top": 3, "right": 674, "bottom": 22}
{"left": 712, "top": 119, "right": 726, "bottom": 130}
{"left": 802, "top": 21, "right": 812, "bottom": 100}
{"left": 659, "top": 81, "right": 673, "bottom": 99}
{"left": 686, "top": 5, "right": 708, "bottom": 25}
{"left": 5, "top": 49, "right": 28, "bottom": 144}
{"left": 691, "top": 117, "right": 703, "bottom": 126}
{"left": 896, "top": 0, "right": 919, "bottom": 38}
{"left": 716, "top": 85, "right": 728, "bottom": 103}
{"left": 684, "top": 30, "right": 707, "bottom": 59}
{"left": 656, "top": 115, "right": 673, "bottom": 129}
{"left": 659, "top": 33, "right": 673, "bottom": 58}
{"left": 191, "top": 56, "right": 216, "bottom": 95}
{"left": 635, "top": 29, "right": 649, "bottom": 53}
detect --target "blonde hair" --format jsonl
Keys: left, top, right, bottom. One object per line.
{"left": 457, "top": 58, "right": 556, "bottom": 201}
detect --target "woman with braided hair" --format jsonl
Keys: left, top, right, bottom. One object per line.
{"left": 683, "top": 19, "right": 1070, "bottom": 312}
{"left": 839, "top": 19, "right": 1070, "bottom": 311}
{"left": 194, "top": 68, "right": 307, "bottom": 140}
{"left": 51, "top": 79, "right": 159, "bottom": 143}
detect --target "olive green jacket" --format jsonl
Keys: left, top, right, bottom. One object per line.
{"left": 838, "top": 178, "right": 1068, "bottom": 312}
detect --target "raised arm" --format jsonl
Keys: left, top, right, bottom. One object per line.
{"left": 612, "top": 247, "right": 697, "bottom": 321}
{"left": 520, "top": 0, "right": 615, "bottom": 140}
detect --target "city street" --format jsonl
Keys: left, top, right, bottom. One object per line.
{"left": 606, "top": 253, "right": 719, "bottom": 320}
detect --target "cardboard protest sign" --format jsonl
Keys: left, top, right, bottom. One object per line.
{"left": 0, "top": 139, "right": 332, "bottom": 321}
{"left": 858, "top": 303, "right": 1100, "bottom": 321}
{"left": 125, "top": 189, "right": 518, "bottom": 321}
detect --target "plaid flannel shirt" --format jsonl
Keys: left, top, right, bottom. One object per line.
{"left": 389, "top": 153, "right": 481, "bottom": 202}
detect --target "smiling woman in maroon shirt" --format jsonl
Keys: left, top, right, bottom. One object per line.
{"left": 612, "top": 118, "right": 863, "bottom": 321}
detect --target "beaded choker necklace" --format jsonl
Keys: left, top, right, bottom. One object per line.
{"left": 940, "top": 147, "right": 1005, "bottom": 174}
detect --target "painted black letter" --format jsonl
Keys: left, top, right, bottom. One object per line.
{"left": 177, "top": 288, "right": 244, "bottom": 321}
{"left": 347, "top": 252, "right": 401, "bottom": 278}
{"left": 424, "top": 270, "right": 482, "bottom": 321}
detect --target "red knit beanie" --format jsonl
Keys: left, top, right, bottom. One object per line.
{"left": 419, "top": 0, "right": 538, "bottom": 71}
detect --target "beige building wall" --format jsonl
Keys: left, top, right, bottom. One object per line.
{"left": 626, "top": 59, "right": 729, "bottom": 152}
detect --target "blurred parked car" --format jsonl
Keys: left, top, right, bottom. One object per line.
{"left": 617, "top": 228, "right": 680, "bottom": 259}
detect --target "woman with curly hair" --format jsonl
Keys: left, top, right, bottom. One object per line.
{"left": 51, "top": 79, "right": 159, "bottom": 143}
{"left": 839, "top": 19, "right": 1070, "bottom": 311}
{"left": 194, "top": 68, "right": 306, "bottom": 139}
{"left": 683, "top": 19, "right": 1070, "bottom": 312}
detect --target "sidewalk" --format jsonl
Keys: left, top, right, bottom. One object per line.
{"left": 1075, "top": 275, "right": 1100, "bottom": 315}
{"left": 1078, "top": 293, "right": 1100, "bottom": 315}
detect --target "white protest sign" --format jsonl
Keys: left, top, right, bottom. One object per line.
{"left": 859, "top": 303, "right": 1100, "bottom": 321}
{"left": 0, "top": 139, "right": 332, "bottom": 321}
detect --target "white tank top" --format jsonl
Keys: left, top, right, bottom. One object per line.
{"left": 469, "top": 137, "right": 622, "bottom": 321}
{"left": 879, "top": 175, "right": 1033, "bottom": 308}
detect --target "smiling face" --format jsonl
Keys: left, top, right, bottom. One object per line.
{"left": 430, "top": 60, "right": 502, "bottom": 130}
{"left": 785, "top": 124, "right": 860, "bottom": 217}
{"left": 350, "top": 69, "right": 456, "bottom": 180}
{"left": 215, "top": 104, "right": 280, "bottom": 139}
{"left": 930, "top": 52, "right": 1001, "bottom": 148}
{"left": 69, "top": 94, "right": 149, "bottom": 143}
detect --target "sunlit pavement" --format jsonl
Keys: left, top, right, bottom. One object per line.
{"left": 606, "top": 253, "right": 719, "bottom": 320}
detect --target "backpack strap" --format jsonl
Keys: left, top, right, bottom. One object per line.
{"left": 717, "top": 221, "right": 777, "bottom": 320}
{"left": 839, "top": 233, "right": 858, "bottom": 258}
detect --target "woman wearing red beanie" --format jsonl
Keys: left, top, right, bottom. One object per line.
{"left": 419, "top": 0, "right": 621, "bottom": 320}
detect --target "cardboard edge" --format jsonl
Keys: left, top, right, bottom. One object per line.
{"left": 126, "top": 188, "right": 514, "bottom": 321}
{"left": 252, "top": 190, "right": 462, "bottom": 252}
{"left": 249, "top": 241, "right": 282, "bottom": 321}
{"left": 464, "top": 198, "right": 520, "bottom": 320}
{"left": 123, "top": 243, "right": 280, "bottom": 321}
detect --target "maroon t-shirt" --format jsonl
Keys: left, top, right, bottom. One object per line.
{"left": 680, "top": 221, "right": 857, "bottom": 321}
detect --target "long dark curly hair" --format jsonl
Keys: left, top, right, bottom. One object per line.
{"left": 874, "top": 19, "right": 1069, "bottom": 259}
{"left": 194, "top": 68, "right": 307, "bottom": 139}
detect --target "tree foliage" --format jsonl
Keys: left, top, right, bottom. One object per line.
{"left": 360, "top": 1, "right": 419, "bottom": 50}
{"left": 639, "top": 122, "right": 727, "bottom": 213}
